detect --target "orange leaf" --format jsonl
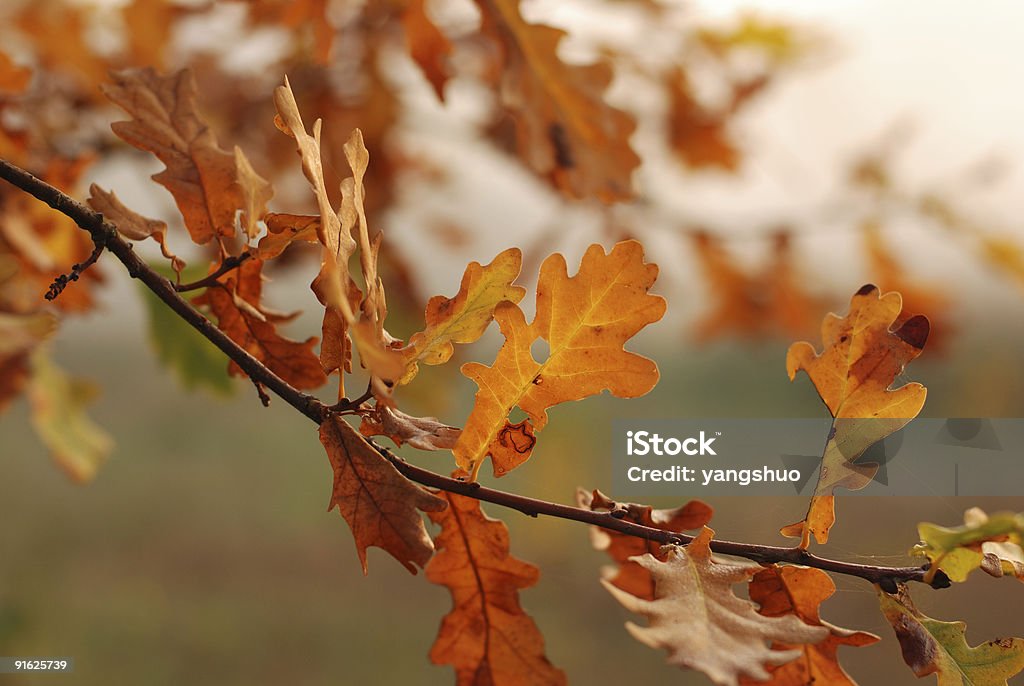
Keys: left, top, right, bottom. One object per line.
{"left": 192, "top": 258, "right": 327, "bottom": 390}
{"left": 455, "top": 241, "right": 665, "bottom": 479}
{"left": 256, "top": 213, "right": 320, "bottom": 260}
{"left": 578, "top": 488, "right": 712, "bottom": 600}
{"left": 401, "top": 0, "right": 453, "bottom": 101}
{"left": 320, "top": 414, "right": 446, "bottom": 573}
{"left": 0, "top": 51, "right": 31, "bottom": 94}
{"left": 781, "top": 285, "right": 929, "bottom": 546}
{"left": 426, "top": 491, "right": 567, "bottom": 686}
{"left": 473, "top": 0, "right": 640, "bottom": 201}
{"left": 401, "top": 247, "right": 525, "bottom": 384}
{"left": 740, "top": 566, "right": 879, "bottom": 686}
{"left": 103, "top": 68, "right": 247, "bottom": 245}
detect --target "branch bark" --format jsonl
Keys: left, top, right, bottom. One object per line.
{"left": 0, "top": 157, "right": 945, "bottom": 590}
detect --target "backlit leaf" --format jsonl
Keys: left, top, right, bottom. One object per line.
{"left": 781, "top": 284, "right": 929, "bottom": 546}
{"left": 913, "top": 508, "right": 1024, "bottom": 583}
{"left": 455, "top": 240, "right": 665, "bottom": 479}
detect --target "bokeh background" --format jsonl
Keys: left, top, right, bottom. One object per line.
{"left": 2, "top": 0, "right": 1024, "bottom": 684}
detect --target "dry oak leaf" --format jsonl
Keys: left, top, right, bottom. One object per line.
{"left": 473, "top": 0, "right": 640, "bottom": 202}
{"left": 192, "top": 258, "right": 327, "bottom": 390}
{"left": 103, "top": 68, "right": 254, "bottom": 245}
{"left": 400, "top": 247, "right": 526, "bottom": 385}
{"left": 426, "top": 491, "right": 566, "bottom": 686}
{"left": 0, "top": 311, "right": 55, "bottom": 411}
{"left": 604, "top": 527, "right": 828, "bottom": 686}
{"left": 27, "top": 350, "right": 113, "bottom": 483}
{"left": 577, "top": 488, "right": 712, "bottom": 600}
{"left": 879, "top": 583, "right": 1024, "bottom": 685}
{"left": 87, "top": 184, "right": 184, "bottom": 274}
{"left": 256, "top": 213, "right": 320, "bottom": 260}
{"left": 913, "top": 507, "right": 1024, "bottom": 583}
{"left": 360, "top": 405, "right": 461, "bottom": 451}
{"left": 455, "top": 240, "right": 665, "bottom": 479}
{"left": 740, "top": 566, "right": 879, "bottom": 686}
{"left": 781, "top": 284, "right": 929, "bottom": 547}
{"left": 320, "top": 414, "right": 446, "bottom": 574}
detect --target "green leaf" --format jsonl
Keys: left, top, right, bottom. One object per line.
{"left": 139, "top": 263, "right": 233, "bottom": 396}
{"left": 913, "top": 508, "right": 1024, "bottom": 582}
{"left": 27, "top": 350, "right": 113, "bottom": 482}
{"left": 879, "top": 584, "right": 1024, "bottom": 686}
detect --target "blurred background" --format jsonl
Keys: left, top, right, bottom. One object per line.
{"left": 1, "top": 0, "right": 1024, "bottom": 684}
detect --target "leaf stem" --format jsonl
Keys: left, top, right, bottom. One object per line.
{"left": 174, "top": 251, "right": 253, "bottom": 292}
{"left": 0, "top": 156, "right": 948, "bottom": 590}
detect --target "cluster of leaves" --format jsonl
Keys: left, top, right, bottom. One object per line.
{"left": 3, "top": 3, "right": 1024, "bottom": 685}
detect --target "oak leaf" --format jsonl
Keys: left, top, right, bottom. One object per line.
{"left": 740, "top": 566, "right": 879, "bottom": 686}
{"left": 472, "top": 0, "right": 640, "bottom": 201}
{"left": 426, "top": 491, "right": 566, "bottom": 686}
{"left": 103, "top": 68, "right": 248, "bottom": 245}
{"left": 913, "top": 508, "right": 1024, "bottom": 583}
{"left": 604, "top": 527, "right": 828, "bottom": 686}
{"left": 400, "top": 247, "right": 525, "bottom": 385}
{"left": 360, "top": 405, "right": 461, "bottom": 451}
{"left": 577, "top": 488, "right": 712, "bottom": 600}
{"left": 319, "top": 414, "right": 446, "bottom": 574}
{"left": 879, "top": 583, "right": 1024, "bottom": 685}
{"left": 256, "top": 213, "right": 320, "bottom": 260}
{"left": 192, "top": 258, "right": 327, "bottom": 390}
{"left": 87, "top": 184, "right": 184, "bottom": 274}
{"left": 780, "top": 284, "right": 929, "bottom": 547}
{"left": 455, "top": 241, "right": 665, "bottom": 479}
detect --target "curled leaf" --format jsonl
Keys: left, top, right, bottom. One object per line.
{"left": 360, "top": 405, "right": 461, "bottom": 451}
{"left": 87, "top": 184, "right": 184, "bottom": 274}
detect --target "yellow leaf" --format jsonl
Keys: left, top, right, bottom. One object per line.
{"left": 781, "top": 285, "right": 929, "bottom": 546}
{"left": 401, "top": 247, "right": 525, "bottom": 384}
{"left": 455, "top": 240, "right": 665, "bottom": 479}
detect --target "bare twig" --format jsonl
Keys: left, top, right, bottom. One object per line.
{"left": 0, "top": 157, "right": 946, "bottom": 590}
{"left": 174, "top": 251, "right": 253, "bottom": 292}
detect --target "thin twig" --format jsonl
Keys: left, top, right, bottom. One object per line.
{"left": 0, "top": 157, "right": 946, "bottom": 589}
{"left": 174, "top": 251, "right": 253, "bottom": 292}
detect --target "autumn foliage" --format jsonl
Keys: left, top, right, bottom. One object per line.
{"left": 2, "top": 2, "right": 1024, "bottom": 685}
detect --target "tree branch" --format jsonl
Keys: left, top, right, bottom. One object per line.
{"left": 174, "top": 251, "right": 253, "bottom": 292}
{"left": 0, "top": 157, "right": 945, "bottom": 590}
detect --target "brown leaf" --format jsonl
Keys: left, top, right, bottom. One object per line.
{"left": 780, "top": 284, "right": 929, "bottom": 547}
{"left": 103, "top": 68, "right": 246, "bottom": 245}
{"left": 192, "top": 258, "right": 327, "bottom": 390}
{"left": 234, "top": 146, "right": 274, "bottom": 241}
{"left": 256, "top": 213, "right": 320, "bottom": 260}
{"left": 455, "top": 241, "right": 665, "bottom": 479}
{"left": 320, "top": 414, "right": 446, "bottom": 573}
{"left": 360, "top": 405, "right": 461, "bottom": 451}
{"left": 426, "top": 491, "right": 567, "bottom": 686}
{"left": 604, "top": 527, "right": 829, "bottom": 685}
{"left": 577, "top": 488, "right": 712, "bottom": 600}
{"left": 0, "top": 311, "right": 56, "bottom": 411}
{"left": 740, "top": 566, "right": 879, "bottom": 686}
{"left": 473, "top": 0, "right": 640, "bottom": 201}
{"left": 87, "top": 184, "right": 184, "bottom": 274}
